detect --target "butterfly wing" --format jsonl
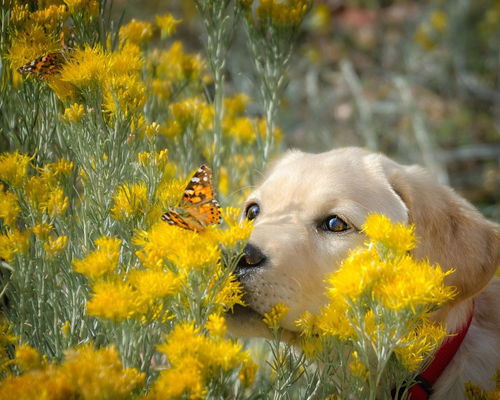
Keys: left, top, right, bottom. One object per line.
{"left": 18, "top": 53, "right": 65, "bottom": 77}
{"left": 161, "top": 164, "right": 221, "bottom": 231}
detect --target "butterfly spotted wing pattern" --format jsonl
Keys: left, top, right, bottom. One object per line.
{"left": 18, "top": 52, "right": 65, "bottom": 77}
{"left": 18, "top": 28, "right": 74, "bottom": 78}
{"left": 161, "top": 165, "right": 221, "bottom": 232}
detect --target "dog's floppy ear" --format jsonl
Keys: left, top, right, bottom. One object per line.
{"left": 383, "top": 159, "right": 499, "bottom": 303}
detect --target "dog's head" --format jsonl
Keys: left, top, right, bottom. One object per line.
{"left": 227, "top": 147, "right": 500, "bottom": 337}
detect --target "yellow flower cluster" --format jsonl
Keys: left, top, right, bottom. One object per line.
{"left": 155, "top": 14, "right": 182, "bottom": 38}
{"left": 244, "top": 0, "right": 313, "bottom": 27}
{"left": 111, "top": 182, "right": 148, "bottom": 220}
{"left": 0, "top": 151, "right": 31, "bottom": 188}
{"left": 263, "top": 302, "right": 290, "bottom": 330}
{"left": 61, "top": 103, "right": 85, "bottom": 122}
{"left": 64, "top": 0, "right": 100, "bottom": 18}
{"left": 152, "top": 318, "right": 253, "bottom": 399}
{"left": 119, "top": 19, "right": 153, "bottom": 45}
{"left": 0, "top": 345, "right": 145, "bottom": 399}
{"left": 0, "top": 186, "right": 19, "bottom": 227}
{"left": 297, "top": 213, "right": 455, "bottom": 375}
{"left": 73, "top": 236, "right": 121, "bottom": 280}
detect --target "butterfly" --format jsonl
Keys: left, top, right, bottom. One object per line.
{"left": 161, "top": 164, "right": 221, "bottom": 232}
{"left": 18, "top": 52, "right": 66, "bottom": 77}
{"left": 18, "top": 28, "right": 75, "bottom": 78}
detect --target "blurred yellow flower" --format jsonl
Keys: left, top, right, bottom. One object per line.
{"left": 263, "top": 302, "right": 289, "bottom": 330}
{"left": 108, "top": 43, "right": 143, "bottom": 76}
{"left": 64, "top": 0, "right": 99, "bottom": 18}
{"left": 205, "top": 313, "right": 227, "bottom": 338}
{"left": 44, "top": 235, "right": 68, "bottom": 257}
{"left": 40, "top": 186, "right": 69, "bottom": 217}
{"left": 33, "top": 222, "right": 53, "bottom": 240}
{"left": 0, "top": 229, "right": 30, "bottom": 263}
{"left": 239, "top": 359, "right": 258, "bottom": 387}
{"left": 119, "top": 19, "right": 153, "bottom": 45}
{"left": 111, "top": 182, "right": 148, "bottom": 220}
{"left": 31, "top": 5, "right": 68, "bottom": 29}
{"left": 61, "top": 103, "right": 85, "bottom": 122}
{"left": 349, "top": 351, "right": 368, "bottom": 379}
{"left": 155, "top": 13, "right": 182, "bottom": 38}
{"left": 15, "top": 344, "right": 43, "bottom": 372}
{"left": 103, "top": 74, "right": 146, "bottom": 118}
{"left": 0, "top": 187, "right": 20, "bottom": 227}
{"left": 156, "top": 41, "right": 205, "bottom": 82}
{"left": 430, "top": 10, "right": 448, "bottom": 33}
{"left": 87, "top": 280, "right": 147, "bottom": 320}
{"left": 73, "top": 236, "right": 121, "bottom": 280}
{"left": 0, "top": 345, "right": 144, "bottom": 399}
{"left": 254, "top": 0, "right": 312, "bottom": 27}
{"left": 0, "top": 151, "right": 31, "bottom": 188}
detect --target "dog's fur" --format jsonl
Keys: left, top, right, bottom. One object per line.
{"left": 227, "top": 147, "right": 500, "bottom": 399}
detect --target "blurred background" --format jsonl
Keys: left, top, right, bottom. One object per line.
{"left": 114, "top": 0, "right": 499, "bottom": 220}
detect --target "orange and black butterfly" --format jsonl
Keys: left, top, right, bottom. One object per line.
{"left": 18, "top": 28, "right": 75, "bottom": 78}
{"left": 161, "top": 164, "right": 221, "bottom": 232}
{"left": 18, "top": 52, "right": 65, "bottom": 77}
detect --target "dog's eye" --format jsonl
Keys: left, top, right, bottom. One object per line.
{"left": 245, "top": 203, "right": 260, "bottom": 220}
{"left": 321, "top": 215, "right": 350, "bottom": 232}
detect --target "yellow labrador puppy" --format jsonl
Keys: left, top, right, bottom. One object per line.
{"left": 227, "top": 147, "right": 500, "bottom": 400}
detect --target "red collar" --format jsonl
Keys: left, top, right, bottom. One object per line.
{"left": 408, "top": 303, "right": 475, "bottom": 400}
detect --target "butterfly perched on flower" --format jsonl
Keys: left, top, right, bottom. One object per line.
{"left": 161, "top": 164, "right": 221, "bottom": 232}
{"left": 18, "top": 52, "right": 66, "bottom": 77}
{"left": 18, "top": 28, "right": 75, "bottom": 78}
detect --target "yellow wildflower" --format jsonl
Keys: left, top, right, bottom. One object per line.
{"left": 152, "top": 78, "right": 172, "bottom": 100}
{"left": 60, "top": 44, "right": 109, "bottom": 89}
{"left": 0, "top": 229, "right": 30, "bottom": 263}
{"left": 108, "top": 43, "right": 143, "bottom": 76}
{"left": 155, "top": 13, "right": 182, "bottom": 38}
{"left": 103, "top": 74, "right": 146, "bottom": 118}
{"left": 127, "top": 269, "right": 181, "bottom": 302}
{"left": 134, "top": 221, "right": 220, "bottom": 271}
{"left": 7, "top": 25, "right": 59, "bottom": 71}
{"left": 44, "top": 235, "right": 68, "bottom": 257}
{"left": 0, "top": 187, "right": 19, "bottom": 226}
{"left": 214, "top": 272, "right": 246, "bottom": 311}
{"left": 206, "top": 313, "right": 227, "bottom": 339}
{"left": 72, "top": 236, "right": 121, "bottom": 280}
{"left": 218, "top": 167, "right": 229, "bottom": 196}
{"left": 15, "top": 344, "right": 43, "bottom": 372}
{"left": 374, "top": 256, "right": 456, "bottom": 311}
{"left": 119, "top": 19, "right": 153, "bottom": 45}
{"left": 363, "top": 214, "right": 416, "bottom": 253}
{"left": 395, "top": 321, "right": 447, "bottom": 371}
{"left": 40, "top": 186, "right": 69, "bottom": 217}
{"left": 150, "top": 357, "right": 206, "bottom": 400}
{"left": 239, "top": 359, "right": 258, "bottom": 387}
{"left": 32, "top": 222, "right": 53, "bottom": 240}
{"left": 111, "top": 182, "right": 148, "bottom": 220}
{"left": 263, "top": 302, "right": 290, "bottom": 330}
{"left": 31, "top": 5, "right": 68, "bottom": 29}
{"left": 225, "top": 117, "right": 256, "bottom": 143}
{"left": 46, "top": 158, "right": 74, "bottom": 178}
{"left": 61, "top": 103, "right": 85, "bottom": 122}
{"left": 224, "top": 93, "right": 250, "bottom": 119}
{"left": 255, "top": 0, "right": 312, "bottom": 27}
{"left": 156, "top": 41, "right": 205, "bottom": 82}
{"left": 207, "top": 207, "right": 253, "bottom": 249}
{"left": 316, "top": 294, "right": 355, "bottom": 339}
{"left": 0, "top": 151, "right": 31, "bottom": 188}
{"left": 64, "top": 0, "right": 99, "bottom": 18}
{"left": 430, "top": 10, "right": 447, "bottom": 33}
{"left": 349, "top": 351, "right": 369, "bottom": 379}
{"left": 86, "top": 280, "right": 146, "bottom": 320}
{"left": 0, "top": 345, "right": 144, "bottom": 399}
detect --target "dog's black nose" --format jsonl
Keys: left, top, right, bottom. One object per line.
{"left": 237, "top": 243, "right": 267, "bottom": 270}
